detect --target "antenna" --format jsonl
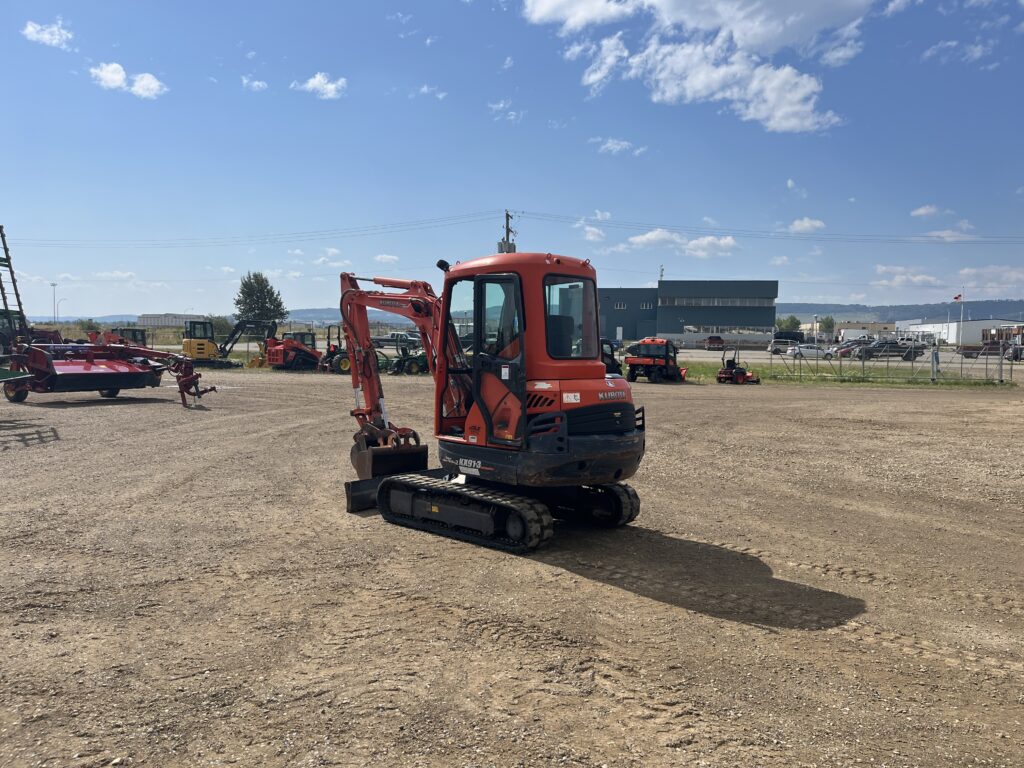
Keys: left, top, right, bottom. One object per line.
{"left": 497, "top": 209, "right": 517, "bottom": 253}
{"left": 659, "top": 264, "right": 664, "bottom": 281}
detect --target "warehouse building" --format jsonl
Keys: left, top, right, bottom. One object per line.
{"left": 598, "top": 280, "right": 778, "bottom": 342}
{"left": 138, "top": 313, "right": 205, "bottom": 328}
{"left": 897, "top": 318, "right": 1020, "bottom": 346}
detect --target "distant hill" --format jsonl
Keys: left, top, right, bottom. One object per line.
{"left": 28, "top": 314, "right": 138, "bottom": 323}
{"left": 776, "top": 299, "right": 1024, "bottom": 324}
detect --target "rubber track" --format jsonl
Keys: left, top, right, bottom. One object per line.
{"left": 377, "top": 474, "right": 555, "bottom": 554}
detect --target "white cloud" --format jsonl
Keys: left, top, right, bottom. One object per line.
{"left": 770, "top": 255, "right": 790, "bottom": 266}
{"left": 242, "top": 75, "right": 268, "bottom": 92}
{"left": 626, "top": 228, "right": 736, "bottom": 258}
{"left": 962, "top": 40, "right": 995, "bottom": 63}
{"left": 245, "top": 50, "right": 256, "bottom": 60}
{"left": 563, "top": 41, "right": 595, "bottom": 61}
{"left": 290, "top": 72, "right": 347, "bottom": 100}
{"left": 502, "top": 56, "right": 514, "bottom": 69}
{"left": 848, "top": 292, "right": 867, "bottom": 301}
{"left": 95, "top": 270, "right": 136, "bottom": 280}
{"left": 22, "top": 18, "right": 74, "bottom": 50}
{"left": 786, "top": 178, "right": 808, "bottom": 198}
{"left": 702, "top": 216, "right": 718, "bottom": 226}
{"left": 922, "top": 40, "right": 958, "bottom": 61}
{"left": 628, "top": 228, "right": 686, "bottom": 248}
{"left": 625, "top": 35, "right": 840, "bottom": 133}
{"left": 788, "top": 217, "right": 826, "bottom": 233}
{"left": 130, "top": 73, "right": 168, "bottom": 99}
{"left": 525, "top": 1, "right": 869, "bottom": 131}
{"left": 910, "top": 204, "right": 942, "bottom": 217}
{"left": 594, "top": 209, "right": 611, "bottom": 220}
{"left": 582, "top": 33, "right": 628, "bottom": 95}
{"left": 959, "top": 265, "right": 1024, "bottom": 295}
{"left": 819, "top": 19, "right": 864, "bottom": 68}
{"left": 374, "top": 254, "right": 400, "bottom": 263}
{"left": 872, "top": 265, "right": 941, "bottom": 287}
{"left": 925, "top": 229, "right": 976, "bottom": 242}
{"left": 882, "top": 0, "right": 922, "bottom": 17}
{"left": 809, "top": 246, "right": 824, "bottom": 257}
{"left": 219, "top": 266, "right": 235, "bottom": 274}
{"left": 89, "top": 62, "right": 127, "bottom": 90}
{"left": 574, "top": 219, "right": 606, "bottom": 241}
{"left": 488, "top": 98, "right": 512, "bottom": 113}
{"left": 325, "top": 247, "right": 341, "bottom": 257}
{"left": 426, "top": 36, "right": 439, "bottom": 46}
{"left": 417, "top": 84, "right": 448, "bottom": 100}
{"left": 89, "top": 62, "right": 167, "bottom": 99}
{"left": 287, "top": 271, "right": 303, "bottom": 279}
{"left": 848, "top": 197, "right": 857, "bottom": 203}
{"left": 388, "top": 12, "right": 413, "bottom": 23}
{"left": 589, "top": 136, "right": 646, "bottom": 155}
{"left": 287, "top": 249, "right": 304, "bottom": 257}
{"left": 685, "top": 235, "right": 736, "bottom": 258}
{"left": 313, "top": 255, "right": 350, "bottom": 267}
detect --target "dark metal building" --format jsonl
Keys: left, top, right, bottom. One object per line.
{"left": 599, "top": 280, "right": 778, "bottom": 341}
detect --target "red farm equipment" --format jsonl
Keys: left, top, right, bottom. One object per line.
{"left": 3, "top": 338, "right": 216, "bottom": 407}
{"left": 624, "top": 337, "right": 686, "bottom": 383}
{"left": 265, "top": 331, "right": 322, "bottom": 370}
{"left": 716, "top": 346, "right": 761, "bottom": 385}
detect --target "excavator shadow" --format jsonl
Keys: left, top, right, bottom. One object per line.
{"left": 533, "top": 524, "right": 865, "bottom": 631}
{"left": 0, "top": 418, "right": 60, "bottom": 450}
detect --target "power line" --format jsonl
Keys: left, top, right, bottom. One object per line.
{"left": 515, "top": 210, "right": 1024, "bottom": 246}
{"left": 8, "top": 211, "right": 503, "bottom": 250}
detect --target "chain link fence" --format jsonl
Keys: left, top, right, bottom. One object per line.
{"left": 766, "top": 344, "right": 1018, "bottom": 383}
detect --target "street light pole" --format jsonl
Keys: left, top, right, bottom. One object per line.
{"left": 56, "top": 298, "right": 67, "bottom": 323}
{"left": 50, "top": 282, "right": 57, "bottom": 323}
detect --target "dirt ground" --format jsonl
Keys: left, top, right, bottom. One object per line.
{"left": 2, "top": 371, "right": 1022, "bottom": 767}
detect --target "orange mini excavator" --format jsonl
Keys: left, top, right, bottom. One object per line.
{"left": 339, "top": 251, "right": 646, "bottom": 553}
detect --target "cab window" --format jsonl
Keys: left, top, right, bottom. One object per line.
{"left": 544, "top": 276, "right": 598, "bottom": 359}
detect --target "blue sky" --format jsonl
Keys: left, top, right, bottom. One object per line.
{"left": 2, "top": 0, "right": 1022, "bottom": 317}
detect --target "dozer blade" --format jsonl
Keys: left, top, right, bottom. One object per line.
{"left": 346, "top": 441, "right": 429, "bottom": 512}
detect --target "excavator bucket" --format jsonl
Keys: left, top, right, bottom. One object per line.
{"left": 345, "top": 431, "right": 430, "bottom": 512}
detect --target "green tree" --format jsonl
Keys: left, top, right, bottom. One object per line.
{"left": 776, "top": 314, "right": 802, "bottom": 332}
{"left": 80, "top": 318, "right": 101, "bottom": 331}
{"left": 818, "top": 315, "right": 835, "bottom": 335}
{"left": 234, "top": 272, "right": 288, "bottom": 322}
{"left": 206, "top": 314, "right": 234, "bottom": 337}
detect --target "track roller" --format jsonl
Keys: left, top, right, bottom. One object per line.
{"left": 376, "top": 473, "right": 555, "bottom": 554}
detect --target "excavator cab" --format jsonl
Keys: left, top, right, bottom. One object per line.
{"left": 182, "top": 320, "right": 220, "bottom": 361}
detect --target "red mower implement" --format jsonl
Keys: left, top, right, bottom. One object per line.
{"left": 3, "top": 338, "right": 216, "bottom": 407}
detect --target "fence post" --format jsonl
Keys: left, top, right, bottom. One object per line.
{"left": 997, "top": 343, "right": 1004, "bottom": 384}
{"left": 930, "top": 346, "right": 939, "bottom": 383}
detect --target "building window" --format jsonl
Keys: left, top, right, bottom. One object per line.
{"left": 658, "top": 297, "right": 775, "bottom": 307}
{"left": 640, "top": 302, "right": 653, "bottom": 310}
{"left": 614, "top": 302, "right": 627, "bottom": 310}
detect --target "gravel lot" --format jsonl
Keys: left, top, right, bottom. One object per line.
{"left": 2, "top": 371, "right": 1022, "bottom": 767}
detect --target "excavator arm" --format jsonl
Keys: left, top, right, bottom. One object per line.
{"left": 218, "top": 319, "right": 278, "bottom": 358}
{"left": 339, "top": 273, "right": 440, "bottom": 480}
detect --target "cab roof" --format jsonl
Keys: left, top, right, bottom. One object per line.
{"left": 447, "top": 252, "right": 596, "bottom": 279}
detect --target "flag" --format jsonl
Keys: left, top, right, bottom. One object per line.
{"left": 953, "top": 294, "right": 962, "bottom": 302}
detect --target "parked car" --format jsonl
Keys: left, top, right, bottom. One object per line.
{"left": 785, "top": 343, "right": 833, "bottom": 360}
{"left": 828, "top": 339, "right": 871, "bottom": 358}
{"left": 956, "top": 343, "right": 1004, "bottom": 359}
{"left": 767, "top": 338, "right": 790, "bottom": 354}
{"left": 854, "top": 340, "right": 925, "bottom": 360}
{"left": 1004, "top": 345, "right": 1023, "bottom": 362}
{"left": 371, "top": 331, "right": 421, "bottom": 351}
{"left": 703, "top": 335, "right": 725, "bottom": 351}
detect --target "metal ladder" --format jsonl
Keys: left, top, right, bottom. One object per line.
{"left": 0, "top": 225, "right": 30, "bottom": 332}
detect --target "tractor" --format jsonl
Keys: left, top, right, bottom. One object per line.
{"left": 339, "top": 250, "right": 645, "bottom": 553}
{"left": 624, "top": 337, "right": 686, "bottom": 383}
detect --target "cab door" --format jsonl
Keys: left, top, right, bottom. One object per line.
{"left": 473, "top": 275, "right": 526, "bottom": 448}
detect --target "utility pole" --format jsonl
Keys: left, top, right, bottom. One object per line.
{"left": 497, "top": 209, "right": 517, "bottom": 253}
{"left": 50, "top": 282, "right": 57, "bottom": 323}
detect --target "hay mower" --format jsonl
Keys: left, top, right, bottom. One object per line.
{"left": 3, "top": 337, "right": 216, "bottom": 407}
{"left": 339, "top": 246, "right": 645, "bottom": 554}
{"left": 716, "top": 346, "right": 761, "bottom": 384}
